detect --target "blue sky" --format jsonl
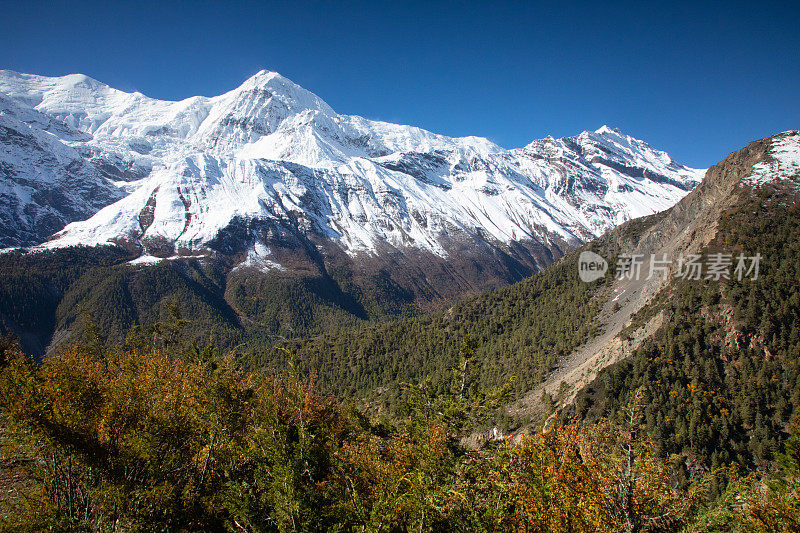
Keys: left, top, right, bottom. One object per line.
{"left": 2, "top": 0, "right": 798, "bottom": 167}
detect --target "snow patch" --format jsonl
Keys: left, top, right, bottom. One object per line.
{"left": 128, "top": 254, "right": 164, "bottom": 265}
{"left": 233, "top": 242, "right": 286, "bottom": 273}
{"left": 743, "top": 132, "right": 800, "bottom": 186}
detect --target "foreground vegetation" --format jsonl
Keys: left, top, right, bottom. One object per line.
{"left": 0, "top": 334, "right": 797, "bottom": 532}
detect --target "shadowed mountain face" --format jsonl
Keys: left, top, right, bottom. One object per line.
{"left": 0, "top": 95, "right": 125, "bottom": 247}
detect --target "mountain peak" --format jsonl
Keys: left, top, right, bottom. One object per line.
{"left": 57, "top": 72, "right": 106, "bottom": 89}
{"left": 0, "top": 70, "right": 111, "bottom": 94}
{"left": 594, "top": 124, "right": 623, "bottom": 136}
{"left": 230, "top": 69, "right": 335, "bottom": 116}
{"left": 243, "top": 69, "right": 284, "bottom": 84}
{"left": 0, "top": 69, "right": 701, "bottom": 259}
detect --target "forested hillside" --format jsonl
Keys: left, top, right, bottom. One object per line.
{"left": 0, "top": 247, "right": 425, "bottom": 358}
{"left": 0, "top": 239, "right": 608, "bottom": 411}
{"left": 573, "top": 179, "right": 800, "bottom": 476}
{"left": 267, "top": 249, "right": 608, "bottom": 406}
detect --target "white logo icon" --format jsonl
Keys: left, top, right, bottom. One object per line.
{"left": 578, "top": 251, "right": 608, "bottom": 282}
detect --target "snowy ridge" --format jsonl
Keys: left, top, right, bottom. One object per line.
{"left": 744, "top": 131, "right": 800, "bottom": 186}
{"left": 0, "top": 69, "right": 704, "bottom": 262}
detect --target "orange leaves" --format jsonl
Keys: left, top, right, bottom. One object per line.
{"left": 0, "top": 340, "right": 709, "bottom": 531}
{"left": 459, "top": 419, "right": 702, "bottom": 533}
{"left": 501, "top": 421, "right": 610, "bottom": 532}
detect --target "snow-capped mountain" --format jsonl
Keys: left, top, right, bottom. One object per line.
{"left": 0, "top": 69, "right": 703, "bottom": 274}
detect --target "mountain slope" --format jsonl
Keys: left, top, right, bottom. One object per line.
{"left": 513, "top": 129, "right": 800, "bottom": 417}
{"left": 0, "top": 95, "right": 124, "bottom": 246}
{"left": 568, "top": 130, "right": 800, "bottom": 471}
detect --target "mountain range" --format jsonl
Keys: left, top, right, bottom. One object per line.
{"left": 0, "top": 70, "right": 702, "bottom": 301}
{"left": 277, "top": 128, "right": 800, "bottom": 465}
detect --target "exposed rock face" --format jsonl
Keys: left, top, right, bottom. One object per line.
{"left": 0, "top": 95, "right": 124, "bottom": 247}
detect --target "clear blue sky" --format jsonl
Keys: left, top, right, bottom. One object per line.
{"left": 2, "top": 0, "right": 798, "bottom": 167}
